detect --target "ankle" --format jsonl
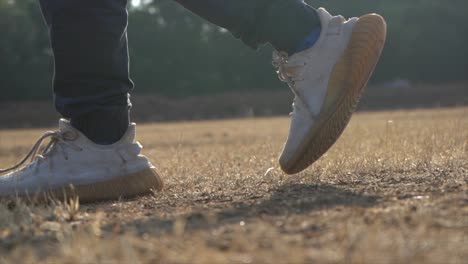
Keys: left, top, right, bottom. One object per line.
{"left": 71, "top": 108, "right": 130, "bottom": 145}
{"left": 267, "top": 2, "right": 321, "bottom": 55}
{"left": 290, "top": 26, "right": 321, "bottom": 55}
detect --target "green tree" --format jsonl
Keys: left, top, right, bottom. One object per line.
{"left": 0, "top": 0, "right": 52, "bottom": 100}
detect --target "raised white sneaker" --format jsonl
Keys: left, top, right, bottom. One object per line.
{"left": 0, "top": 119, "right": 163, "bottom": 202}
{"left": 273, "top": 8, "right": 386, "bottom": 174}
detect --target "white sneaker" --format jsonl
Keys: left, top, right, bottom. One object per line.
{"left": 273, "top": 8, "right": 387, "bottom": 174}
{"left": 0, "top": 119, "right": 163, "bottom": 202}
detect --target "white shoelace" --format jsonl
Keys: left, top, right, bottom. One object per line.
{"left": 272, "top": 51, "right": 313, "bottom": 116}
{"left": 0, "top": 130, "right": 82, "bottom": 174}
{"left": 272, "top": 51, "right": 299, "bottom": 87}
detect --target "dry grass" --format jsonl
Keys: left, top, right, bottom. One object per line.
{"left": 0, "top": 107, "right": 467, "bottom": 264}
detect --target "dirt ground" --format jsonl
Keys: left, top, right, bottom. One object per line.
{"left": 0, "top": 107, "right": 467, "bottom": 264}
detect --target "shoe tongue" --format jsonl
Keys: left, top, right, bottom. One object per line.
{"left": 58, "top": 118, "right": 74, "bottom": 132}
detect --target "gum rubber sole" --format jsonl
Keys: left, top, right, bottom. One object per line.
{"left": 280, "top": 14, "right": 387, "bottom": 174}
{"left": 55, "top": 167, "right": 164, "bottom": 203}
{"left": 13, "top": 167, "right": 164, "bottom": 203}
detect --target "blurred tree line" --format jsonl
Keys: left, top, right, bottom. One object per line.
{"left": 1, "top": 0, "right": 467, "bottom": 100}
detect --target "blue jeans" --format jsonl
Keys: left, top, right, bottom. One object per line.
{"left": 39, "top": 0, "right": 319, "bottom": 120}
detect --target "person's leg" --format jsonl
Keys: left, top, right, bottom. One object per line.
{"left": 0, "top": 0, "right": 163, "bottom": 202}
{"left": 174, "top": 0, "right": 321, "bottom": 55}
{"left": 39, "top": 0, "right": 132, "bottom": 144}
{"left": 175, "top": 0, "right": 387, "bottom": 174}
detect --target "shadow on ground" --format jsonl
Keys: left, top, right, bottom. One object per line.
{"left": 107, "top": 183, "right": 379, "bottom": 236}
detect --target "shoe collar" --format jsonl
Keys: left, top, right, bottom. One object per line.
{"left": 287, "top": 8, "right": 345, "bottom": 62}
{"left": 58, "top": 119, "right": 137, "bottom": 148}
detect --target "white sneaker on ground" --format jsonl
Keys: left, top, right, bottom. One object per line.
{"left": 273, "top": 8, "right": 387, "bottom": 174}
{"left": 0, "top": 119, "right": 163, "bottom": 202}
